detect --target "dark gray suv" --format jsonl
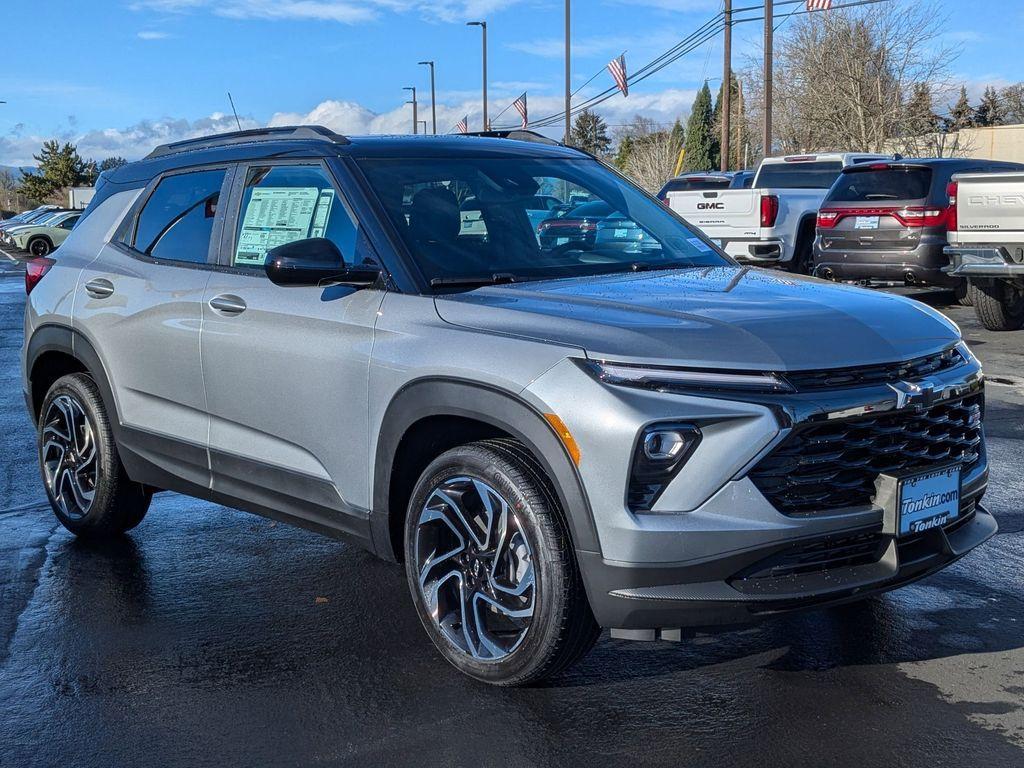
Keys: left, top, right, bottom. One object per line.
{"left": 21, "top": 127, "right": 994, "bottom": 685}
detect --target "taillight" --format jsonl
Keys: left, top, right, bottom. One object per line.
{"left": 817, "top": 209, "right": 841, "bottom": 228}
{"left": 580, "top": 220, "right": 597, "bottom": 232}
{"left": 896, "top": 207, "right": 948, "bottom": 227}
{"left": 25, "top": 257, "right": 55, "bottom": 295}
{"left": 658, "top": 195, "right": 669, "bottom": 206}
{"left": 946, "top": 181, "right": 958, "bottom": 232}
{"left": 760, "top": 195, "right": 779, "bottom": 227}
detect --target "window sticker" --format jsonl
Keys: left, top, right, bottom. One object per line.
{"left": 234, "top": 186, "right": 321, "bottom": 266}
{"left": 686, "top": 236, "right": 713, "bottom": 253}
{"left": 309, "top": 188, "right": 335, "bottom": 239}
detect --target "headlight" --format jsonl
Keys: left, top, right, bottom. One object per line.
{"left": 585, "top": 360, "right": 794, "bottom": 394}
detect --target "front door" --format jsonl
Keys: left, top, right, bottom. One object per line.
{"left": 200, "top": 162, "right": 383, "bottom": 538}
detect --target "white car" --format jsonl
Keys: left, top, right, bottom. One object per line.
{"left": 667, "top": 153, "right": 890, "bottom": 272}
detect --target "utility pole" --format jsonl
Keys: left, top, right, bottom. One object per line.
{"left": 721, "top": 0, "right": 732, "bottom": 171}
{"left": 736, "top": 78, "right": 744, "bottom": 169}
{"left": 403, "top": 86, "right": 418, "bottom": 134}
{"left": 763, "top": 0, "right": 773, "bottom": 158}
{"left": 418, "top": 60, "right": 437, "bottom": 134}
{"left": 419, "top": 120, "right": 428, "bottom": 134}
{"left": 467, "top": 21, "right": 488, "bottom": 129}
{"left": 564, "top": 0, "right": 571, "bottom": 144}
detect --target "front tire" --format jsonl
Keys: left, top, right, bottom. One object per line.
{"left": 973, "top": 280, "right": 1024, "bottom": 331}
{"left": 28, "top": 237, "right": 52, "bottom": 257}
{"left": 404, "top": 440, "right": 599, "bottom": 686}
{"left": 38, "top": 373, "right": 151, "bottom": 537}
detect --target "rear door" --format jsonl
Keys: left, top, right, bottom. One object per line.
{"left": 200, "top": 160, "right": 384, "bottom": 537}
{"left": 75, "top": 165, "right": 231, "bottom": 492}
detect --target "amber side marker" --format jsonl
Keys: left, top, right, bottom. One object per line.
{"left": 543, "top": 413, "right": 581, "bottom": 466}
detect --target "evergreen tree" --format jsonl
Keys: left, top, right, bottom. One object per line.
{"left": 682, "top": 82, "right": 716, "bottom": 172}
{"left": 99, "top": 156, "right": 128, "bottom": 172}
{"left": 569, "top": 109, "right": 611, "bottom": 156}
{"left": 906, "top": 83, "right": 939, "bottom": 135}
{"left": 949, "top": 86, "right": 974, "bottom": 130}
{"left": 18, "top": 141, "right": 89, "bottom": 203}
{"left": 974, "top": 86, "right": 1005, "bottom": 127}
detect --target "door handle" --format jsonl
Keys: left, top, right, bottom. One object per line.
{"left": 84, "top": 277, "right": 115, "bottom": 299}
{"left": 209, "top": 294, "right": 247, "bottom": 314}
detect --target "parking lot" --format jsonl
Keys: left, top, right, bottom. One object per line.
{"left": 1, "top": 246, "right": 1023, "bottom": 767}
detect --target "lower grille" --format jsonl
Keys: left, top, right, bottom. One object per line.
{"left": 750, "top": 394, "right": 983, "bottom": 516}
{"left": 733, "top": 528, "right": 887, "bottom": 582}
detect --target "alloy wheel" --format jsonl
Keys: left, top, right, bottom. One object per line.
{"left": 414, "top": 476, "right": 535, "bottom": 661}
{"left": 41, "top": 394, "right": 98, "bottom": 520}
{"left": 30, "top": 239, "right": 50, "bottom": 257}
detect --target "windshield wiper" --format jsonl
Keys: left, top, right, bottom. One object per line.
{"left": 430, "top": 272, "right": 519, "bottom": 289}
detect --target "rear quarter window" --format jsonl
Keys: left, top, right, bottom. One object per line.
{"left": 828, "top": 168, "right": 933, "bottom": 203}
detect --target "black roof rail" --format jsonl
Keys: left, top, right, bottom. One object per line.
{"left": 144, "top": 125, "right": 350, "bottom": 160}
{"left": 462, "top": 129, "right": 564, "bottom": 147}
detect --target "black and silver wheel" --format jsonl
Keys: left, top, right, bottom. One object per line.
{"left": 28, "top": 237, "right": 52, "bottom": 257}
{"left": 973, "top": 280, "right": 1024, "bottom": 331}
{"left": 38, "top": 373, "right": 151, "bottom": 537}
{"left": 405, "top": 440, "right": 599, "bottom": 686}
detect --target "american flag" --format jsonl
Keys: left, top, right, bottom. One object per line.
{"left": 512, "top": 93, "right": 528, "bottom": 128}
{"left": 806, "top": 0, "right": 832, "bottom": 10}
{"left": 456, "top": 115, "right": 468, "bottom": 133}
{"left": 608, "top": 54, "right": 628, "bottom": 97}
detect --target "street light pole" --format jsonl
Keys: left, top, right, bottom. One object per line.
{"left": 564, "top": 0, "right": 571, "bottom": 144}
{"left": 467, "top": 21, "right": 488, "bottom": 130}
{"left": 418, "top": 60, "right": 437, "bottom": 134}
{"left": 721, "top": 0, "right": 732, "bottom": 171}
{"left": 403, "top": 86, "right": 418, "bottom": 134}
{"left": 763, "top": 0, "right": 773, "bottom": 158}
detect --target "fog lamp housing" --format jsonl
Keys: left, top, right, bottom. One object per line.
{"left": 628, "top": 423, "right": 702, "bottom": 513}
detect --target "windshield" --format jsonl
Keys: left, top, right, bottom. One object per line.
{"left": 755, "top": 161, "right": 844, "bottom": 189}
{"left": 358, "top": 156, "right": 727, "bottom": 286}
{"left": 828, "top": 167, "right": 932, "bottom": 202}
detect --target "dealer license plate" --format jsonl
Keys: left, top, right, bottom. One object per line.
{"left": 614, "top": 228, "right": 628, "bottom": 238}
{"left": 898, "top": 465, "right": 961, "bottom": 537}
{"left": 855, "top": 216, "right": 879, "bottom": 229}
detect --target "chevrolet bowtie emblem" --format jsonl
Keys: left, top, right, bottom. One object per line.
{"left": 888, "top": 380, "right": 936, "bottom": 409}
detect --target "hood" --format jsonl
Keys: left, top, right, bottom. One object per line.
{"left": 433, "top": 266, "right": 960, "bottom": 371}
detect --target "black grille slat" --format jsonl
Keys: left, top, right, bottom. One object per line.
{"left": 734, "top": 530, "right": 887, "bottom": 581}
{"left": 784, "top": 347, "right": 963, "bottom": 392}
{"left": 751, "top": 394, "right": 983, "bottom": 516}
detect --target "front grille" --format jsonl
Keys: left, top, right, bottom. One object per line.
{"left": 750, "top": 394, "right": 983, "bottom": 516}
{"left": 733, "top": 528, "right": 887, "bottom": 583}
{"left": 783, "top": 347, "right": 963, "bottom": 391}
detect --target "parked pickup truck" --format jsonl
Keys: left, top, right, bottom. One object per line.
{"left": 667, "top": 152, "right": 889, "bottom": 272}
{"left": 945, "top": 171, "right": 1024, "bottom": 330}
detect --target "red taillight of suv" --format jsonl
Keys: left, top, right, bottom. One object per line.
{"left": 946, "top": 180, "right": 958, "bottom": 232}
{"left": 760, "top": 195, "right": 779, "bottom": 228}
{"left": 25, "top": 257, "right": 55, "bottom": 295}
{"left": 816, "top": 205, "right": 953, "bottom": 229}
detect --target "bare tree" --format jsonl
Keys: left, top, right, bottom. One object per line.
{"left": 613, "top": 115, "right": 683, "bottom": 193}
{"left": 740, "top": 2, "right": 957, "bottom": 160}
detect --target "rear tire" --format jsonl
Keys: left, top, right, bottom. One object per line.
{"left": 973, "top": 280, "right": 1024, "bottom": 331}
{"left": 787, "top": 220, "right": 816, "bottom": 275}
{"left": 38, "top": 373, "right": 151, "bottom": 537}
{"left": 404, "top": 439, "right": 599, "bottom": 686}
{"left": 954, "top": 279, "right": 974, "bottom": 307}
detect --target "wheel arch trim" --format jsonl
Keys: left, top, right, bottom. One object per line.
{"left": 371, "top": 377, "right": 601, "bottom": 561}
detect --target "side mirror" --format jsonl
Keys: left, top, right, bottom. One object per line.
{"left": 264, "top": 238, "right": 380, "bottom": 288}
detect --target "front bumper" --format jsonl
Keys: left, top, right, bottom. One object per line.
{"left": 525, "top": 354, "right": 990, "bottom": 633}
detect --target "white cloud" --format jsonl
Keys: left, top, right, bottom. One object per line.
{"left": 129, "top": 0, "right": 519, "bottom": 24}
{"left": 137, "top": 30, "right": 171, "bottom": 39}
{"left": 0, "top": 87, "right": 698, "bottom": 167}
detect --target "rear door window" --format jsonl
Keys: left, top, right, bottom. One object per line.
{"left": 133, "top": 169, "right": 226, "bottom": 264}
{"left": 755, "top": 161, "right": 844, "bottom": 189}
{"left": 829, "top": 168, "right": 933, "bottom": 202}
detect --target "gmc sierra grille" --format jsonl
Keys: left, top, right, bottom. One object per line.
{"left": 750, "top": 394, "right": 983, "bottom": 516}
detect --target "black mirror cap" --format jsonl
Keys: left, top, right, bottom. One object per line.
{"left": 264, "top": 237, "right": 380, "bottom": 287}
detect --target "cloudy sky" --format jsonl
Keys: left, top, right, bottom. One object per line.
{"left": 1, "top": 0, "right": 1021, "bottom": 166}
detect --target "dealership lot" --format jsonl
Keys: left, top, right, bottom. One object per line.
{"left": 1, "top": 249, "right": 1023, "bottom": 766}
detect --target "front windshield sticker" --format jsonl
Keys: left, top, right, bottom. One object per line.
{"left": 235, "top": 187, "right": 320, "bottom": 266}
{"left": 310, "top": 188, "right": 335, "bottom": 239}
{"left": 687, "top": 237, "right": 713, "bottom": 253}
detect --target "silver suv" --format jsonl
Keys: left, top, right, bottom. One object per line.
{"left": 21, "top": 127, "right": 994, "bottom": 685}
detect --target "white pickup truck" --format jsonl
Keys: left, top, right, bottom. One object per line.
{"left": 667, "top": 152, "right": 889, "bottom": 272}
{"left": 945, "top": 170, "right": 1024, "bottom": 330}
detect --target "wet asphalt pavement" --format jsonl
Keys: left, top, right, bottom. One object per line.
{"left": 1, "top": 250, "right": 1023, "bottom": 767}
